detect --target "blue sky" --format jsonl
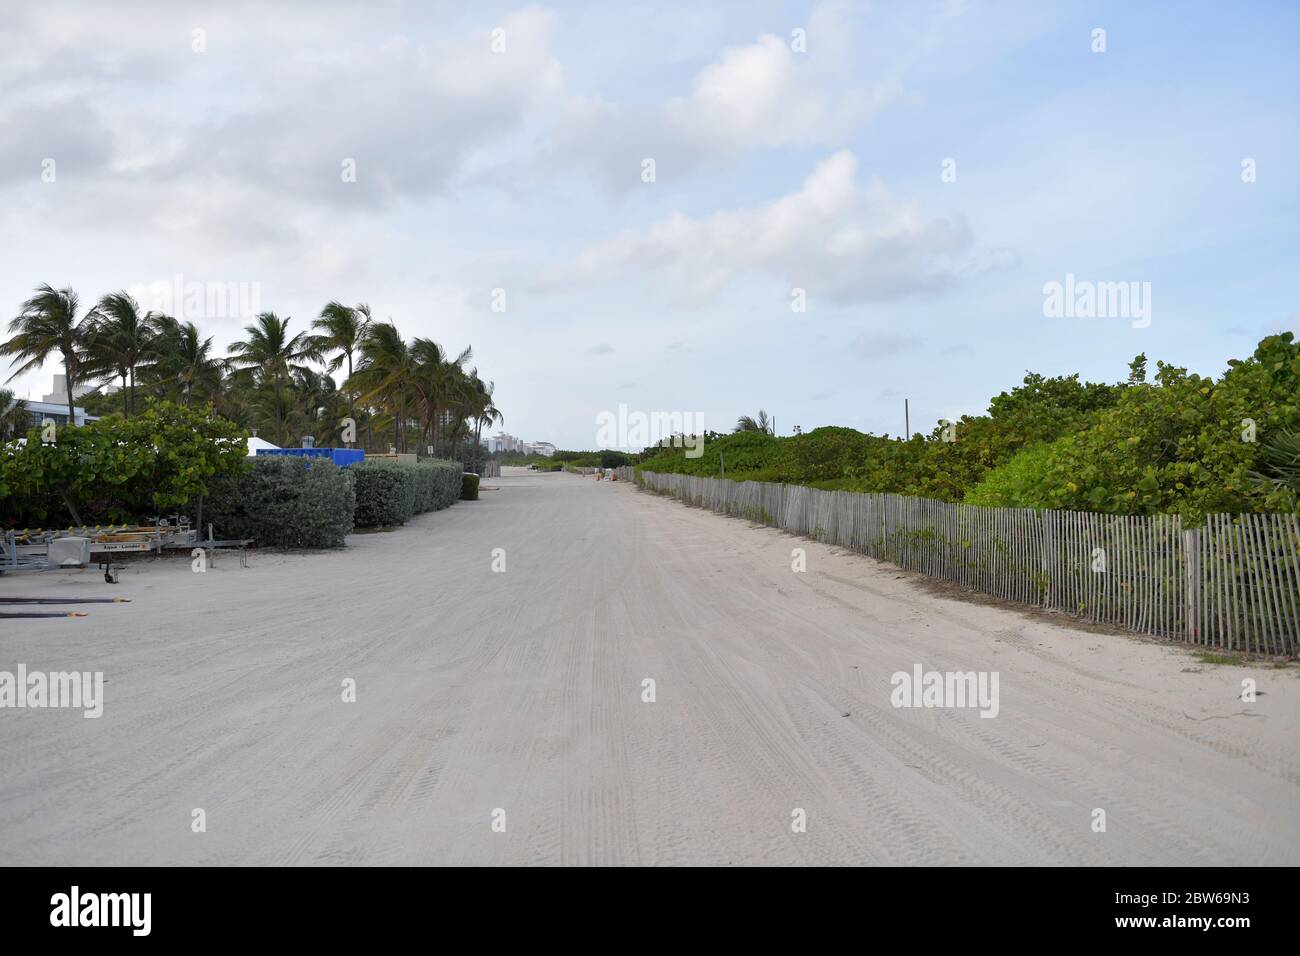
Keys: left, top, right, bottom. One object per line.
{"left": 1, "top": 0, "right": 1296, "bottom": 448}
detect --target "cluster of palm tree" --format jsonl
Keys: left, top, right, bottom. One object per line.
{"left": 1, "top": 284, "right": 502, "bottom": 458}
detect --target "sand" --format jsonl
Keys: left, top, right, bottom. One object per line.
{"left": 1, "top": 467, "right": 1296, "bottom": 865}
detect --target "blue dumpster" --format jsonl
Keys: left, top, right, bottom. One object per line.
{"left": 256, "top": 447, "right": 365, "bottom": 467}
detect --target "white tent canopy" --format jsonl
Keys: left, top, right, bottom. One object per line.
{"left": 246, "top": 436, "right": 281, "bottom": 457}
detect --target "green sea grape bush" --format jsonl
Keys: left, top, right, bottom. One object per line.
{"left": 0, "top": 400, "right": 246, "bottom": 526}
{"left": 639, "top": 335, "right": 1299, "bottom": 518}
{"left": 1021, "top": 335, "right": 1300, "bottom": 518}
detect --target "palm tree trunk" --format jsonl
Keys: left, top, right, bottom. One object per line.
{"left": 397, "top": 388, "right": 405, "bottom": 453}
{"left": 63, "top": 352, "right": 76, "bottom": 425}
{"left": 129, "top": 365, "right": 136, "bottom": 418}
{"left": 346, "top": 351, "right": 354, "bottom": 418}
{"left": 61, "top": 489, "right": 83, "bottom": 526}
{"left": 121, "top": 373, "right": 129, "bottom": 417}
{"left": 275, "top": 377, "right": 286, "bottom": 445}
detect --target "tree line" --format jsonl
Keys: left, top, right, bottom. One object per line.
{"left": 0, "top": 284, "right": 502, "bottom": 460}
{"left": 640, "top": 335, "right": 1300, "bottom": 520}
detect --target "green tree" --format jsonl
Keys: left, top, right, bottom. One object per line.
{"left": 735, "top": 410, "right": 773, "bottom": 434}
{"left": 1250, "top": 428, "right": 1300, "bottom": 498}
{"left": 0, "top": 400, "right": 247, "bottom": 525}
{"left": 0, "top": 388, "right": 31, "bottom": 442}
{"left": 85, "top": 290, "right": 163, "bottom": 417}
{"left": 227, "top": 312, "right": 321, "bottom": 445}
{"left": 408, "top": 337, "right": 471, "bottom": 455}
{"left": 1, "top": 284, "right": 93, "bottom": 425}
{"left": 1029, "top": 335, "right": 1300, "bottom": 518}
{"left": 151, "top": 316, "right": 227, "bottom": 406}
{"left": 311, "top": 301, "right": 371, "bottom": 419}
{"left": 348, "top": 322, "right": 413, "bottom": 453}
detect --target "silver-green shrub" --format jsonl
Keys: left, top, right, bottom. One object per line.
{"left": 201, "top": 457, "right": 355, "bottom": 548}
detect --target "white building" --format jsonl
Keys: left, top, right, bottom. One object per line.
{"left": 487, "top": 433, "right": 555, "bottom": 457}
{"left": 41, "top": 374, "right": 111, "bottom": 404}
{"left": 16, "top": 399, "right": 97, "bottom": 428}
{"left": 488, "top": 432, "right": 522, "bottom": 454}
{"left": 10, "top": 375, "right": 103, "bottom": 429}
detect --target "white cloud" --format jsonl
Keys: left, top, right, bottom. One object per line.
{"left": 548, "top": 150, "right": 976, "bottom": 303}
{"left": 541, "top": 6, "right": 906, "bottom": 191}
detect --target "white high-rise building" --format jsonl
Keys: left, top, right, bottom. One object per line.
{"left": 487, "top": 433, "right": 555, "bottom": 456}
{"left": 41, "top": 374, "right": 108, "bottom": 404}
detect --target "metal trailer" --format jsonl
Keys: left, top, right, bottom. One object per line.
{"left": 0, "top": 531, "right": 54, "bottom": 575}
{"left": 3, "top": 519, "right": 252, "bottom": 582}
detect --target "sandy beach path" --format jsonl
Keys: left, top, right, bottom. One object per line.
{"left": 2, "top": 468, "right": 1296, "bottom": 865}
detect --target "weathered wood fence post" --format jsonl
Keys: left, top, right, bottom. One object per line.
{"left": 1182, "top": 528, "right": 1200, "bottom": 644}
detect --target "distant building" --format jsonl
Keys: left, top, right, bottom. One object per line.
{"left": 488, "top": 432, "right": 522, "bottom": 454}
{"left": 41, "top": 374, "right": 111, "bottom": 404}
{"left": 13, "top": 375, "right": 101, "bottom": 429}
{"left": 488, "top": 433, "right": 554, "bottom": 457}
{"left": 17, "top": 399, "right": 97, "bottom": 428}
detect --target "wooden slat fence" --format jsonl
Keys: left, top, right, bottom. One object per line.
{"left": 636, "top": 471, "right": 1299, "bottom": 655}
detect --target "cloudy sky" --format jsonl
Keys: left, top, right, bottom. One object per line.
{"left": 2, "top": 0, "right": 1297, "bottom": 448}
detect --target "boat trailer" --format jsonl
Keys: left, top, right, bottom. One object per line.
{"left": 2, "top": 516, "right": 252, "bottom": 582}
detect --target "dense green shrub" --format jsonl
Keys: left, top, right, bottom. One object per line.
{"left": 418, "top": 459, "right": 463, "bottom": 512}
{"left": 774, "top": 426, "right": 882, "bottom": 484}
{"left": 0, "top": 400, "right": 247, "bottom": 527}
{"left": 201, "top": 456, "right": 354, "bottom": 548}
{"left": 461, "top": 472, "right": 480, "bottom": 500}
{"left": 352, "top": 461, "right": 416, "bottom": 527}
{"left": 636, "top": 335, "right": 1300, "bottom": 518}
{"left": 963, "top": 442, "right": 1056, "bottom": 508}
{"left": 638, "top": 430, "right": 782, "bottom": 480}
{"left": 1021, "top": 336, "right": 1300, "bottom": 518}
{"left": 352, "top": 458, "right": 462, "bottom": 527}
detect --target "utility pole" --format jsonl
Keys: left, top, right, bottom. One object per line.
{"left": 904, "top": 399, "right": 909, "bottom": 439}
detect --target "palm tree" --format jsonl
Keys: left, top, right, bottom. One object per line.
{"left": 1250, "top": 429, "right": 1300, "bottom": 495}
{"left": 348, "top": 322, "right": 413, "bottom": 453}
{"left": 409, "top": 337, "right": 471, "bottom": 455}
{"left": 735, "top": 410, "right": 774, "bottom": 435}
{"left": 443, "top": 364, "right": 485, "bottom": 460}
{"left": 473, "top": 379, "right": 502, "bottom": 454}
{"left": 227, "top": 312, "right": 320, "bottom": 445}
{"left": 151, "top": 316, "right": 226, "bottom": 406}
{"left": 86, "top": 290, "right": 161, "bottom": 417}
{"left": 1, "top": 284, "right": 92, "bottom": 425}
{"left": 0, "top": 387, "right": 32, "bottom": 442}
{"left": 311, "top": 301, "right": 371, "bottom": 423}
{"left": 291, "top": 367, "right": 349, "bottom": 445}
